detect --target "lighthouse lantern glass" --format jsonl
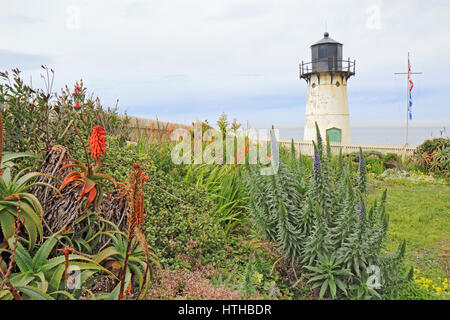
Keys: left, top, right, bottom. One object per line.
{"left": 311, "top": 43, "right": 343, "bottom": 73}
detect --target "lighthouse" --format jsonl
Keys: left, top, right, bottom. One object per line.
{"left": 300, "top": 32, "right": 355, "bottom": 144}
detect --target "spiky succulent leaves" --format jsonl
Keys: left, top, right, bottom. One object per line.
{"left": 377, "top": 240, "right": 410, "bottom": 299}
{"left": 245, "top": 158, "right": 302, "bottom": 247}
{"left": 0, "top": 162, "right": 60, "bottom": 248}
{"left": 358, "top": 148, "right": 367, "bottom": 194}
{"left": 59, "top": 158, "right": 117, "bottom": 213}
{"left": 4, "top": 234, "right": 111, "bottom": 297}
{"left": 305, "top": 252, "right": 352, "bottom": 299}
{"left": 337, "top": 148, "right": 344, "bottom": 180}
{"left": 320, "top": 137, "right": 336, "bottom": 225}
{"left": 272, "top": 161, "right": 303, "bottom": 227}
{"left": 309, "top": 142, "right": 323, "bottom": 205}
{"left": 328, "top": 178, "right": 356, "bottom": 248}
{"left": 302, "top": 203, "right": 329, "bottom": 266}
{"left": 298, "top": 198, "right": 315, "bottom": 236}
{"left": 243, "top": 124, "right": 409, "bottom": 299}
{"left": 287, "top": 138, "right": 305, "bottom": 188}
{"left": 325, "top": 133, "right": 332, "bottom": 158}
{"left": 333, "top": 149, "right": 347, "bottom": 211}
{"left": 314, "top": 122, "right": 323, "bottom": 158}
{"left": 276, "top": 200, "right": 303, "bottom": 263}
{"left": 245, "top": 164, "right": 278, "bottom": 242}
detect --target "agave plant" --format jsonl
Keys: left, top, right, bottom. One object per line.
{"left": 59, "top": 210, "right": 121, "bottom": 255}
{"left": 430, "top": 146, "right": 449, "bottom": 175}
{"left": 0, "top": 234, "right": 113, "bottom": 300}
{"left": 93, "top": 232, "right": 159, "bottom": 299}
{"left": 0, "top": 152, "right": 59, "bottom": 249}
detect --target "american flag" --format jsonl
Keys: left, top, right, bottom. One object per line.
{"left": 408, "top": 57, "right": 414, "bottom": 120}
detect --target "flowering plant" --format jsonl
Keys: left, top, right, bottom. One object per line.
{"left": 59, "top": 125, "right": 117, "bottom": 213}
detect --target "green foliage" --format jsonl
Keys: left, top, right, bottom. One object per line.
{"left": 365, "top": 157, "right": 385, "bottom": 175}
{"left": 414, "top": 137, "right": 450, "bottom": 177}
{"left": 185, "top": 164, "right": 249, "bottom": 235}
{"left": 305, "top": 253, "right": 352, "bottom": 299}
{"left": 382, "top": 153, "right": 399, "bottom": 169}
{"left": 0, "top": 153, "right": 60, "bottom": 249}
{"left": 236, "top": 252, "right": 281, "bottom": 298}
{"left": 103, "top": 136, "right": 227, "bottom": 268}
{"left": 93, "top": 232, "right": 158, "bottom": 299}
{"left": 0, "top": 234, "right": 110, "bottom": 300}
{"left": 0, "top": 67, "right": 129, "bottom": 156}
{"left": 245, "top": 125, "right": 411, "bottom": 299}
{"left": 217, "top": 112, "right": 229, "bottom": 139}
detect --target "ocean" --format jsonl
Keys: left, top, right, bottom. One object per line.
{"left": 270, "top": 126, "right": 448, "bottom": 146}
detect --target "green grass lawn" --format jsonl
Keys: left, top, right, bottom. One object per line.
{"left": 368, "top": 178, "right": 450, "bottom": 299}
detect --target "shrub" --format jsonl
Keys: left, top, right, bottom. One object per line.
{"left": 365, "top": 157, "right": 384, "bottom": 175}
{"left": 244, "top": 124, "right": 412, "bottom": 299}
{"left": 414, "top": 138, "right": 450, "bottom": 177}
{"left": 383, "top": 153, "right": 398, "bottom": 169}
{"left": 102, "top": 136, "right": 227, "bottom": 268}
{"left": 0, "top": 67, "right": 129, "bottom": 157}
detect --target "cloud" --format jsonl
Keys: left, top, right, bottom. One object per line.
{"left": 0, "top": 49, "right": 52, "bottom": 71}
{"left": 0, "top": 0, "right": 449, "bottom": 128}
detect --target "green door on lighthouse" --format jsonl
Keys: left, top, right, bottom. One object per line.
{"left": 326, "top": 127, "right": 342, "bottom": 143}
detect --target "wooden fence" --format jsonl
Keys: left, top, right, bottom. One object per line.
{"left": 278, "top": 139, "right": 417, "bottom": 157}
{"left": 122, "top": 115, "right": 417, "bottom": 157}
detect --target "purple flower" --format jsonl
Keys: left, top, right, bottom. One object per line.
{"left": 314, "top": 153, "right": 321, "bottom": 172}
{"left": 359, "top": 153, "right": 365, "bottom": 172}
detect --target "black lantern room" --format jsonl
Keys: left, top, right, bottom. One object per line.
{"left": 311, "top": 32, "right": 342, "bottom": 72}
{"left": 299, "top": 32, "right": 355, "bottom": 81}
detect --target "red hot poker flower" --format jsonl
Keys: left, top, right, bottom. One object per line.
{"left": 88, "top": 126, "right": 107, "bottom": 160}
{"left": 74, "top": 101, "right": 80, "bottom": 109}
{"left": 74, "top": 85, "right": 80, "bottom": 95}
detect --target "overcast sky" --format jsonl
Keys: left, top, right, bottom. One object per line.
{"left": 1, "top": 0, "right": 449, "bottom": 129}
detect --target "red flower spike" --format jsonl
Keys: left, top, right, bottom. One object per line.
{"left": 88, "top": 126, "right": 106, "bottom": 160}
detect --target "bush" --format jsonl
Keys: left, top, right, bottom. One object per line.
{"left": 0, "top": 67, "right": 129, "bottom": 157}
{"left": 383, "top": 153, "right": 398, "bottom": 169}
{"left": 414, "top": 138, "right": 449, "bottom": 177}
{"left": 365, "top": 157, "right": 384, "bottom": 175}
{"left": 102, "top": 136, "right": 227, "bottom": 268}
{"left": 244, "top": 125, "right": 412, "bottom": 299}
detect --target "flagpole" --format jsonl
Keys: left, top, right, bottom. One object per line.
{"left": 395, "top": 53, "right": 421, "bottom": 147}
{"left": 406, "top": 52, "right": 410, "bottom": 146}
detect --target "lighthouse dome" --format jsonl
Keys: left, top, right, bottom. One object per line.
{"left": 311, "top": 32, "right": 343, "bottom": 72}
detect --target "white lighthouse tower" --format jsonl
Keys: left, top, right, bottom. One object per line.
{"left": 300, "top": 32, "right": 355, "bottom": 144}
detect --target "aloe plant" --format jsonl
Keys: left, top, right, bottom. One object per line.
{"left": 0, "top": 153, "right": 59, "bottom": 249}
{"left": 93, "top": 232, "right": 159, "bottom": 299}
{"left": 0, "top": 234, "right": 112, "bottom": 300}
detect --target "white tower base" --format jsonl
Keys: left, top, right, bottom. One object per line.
{"left": 303, "top": 72, "right": 351, "bottom": 145}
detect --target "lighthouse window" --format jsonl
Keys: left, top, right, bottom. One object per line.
{"left": 319, "top": 45, "right": 327, "bottom": 58}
